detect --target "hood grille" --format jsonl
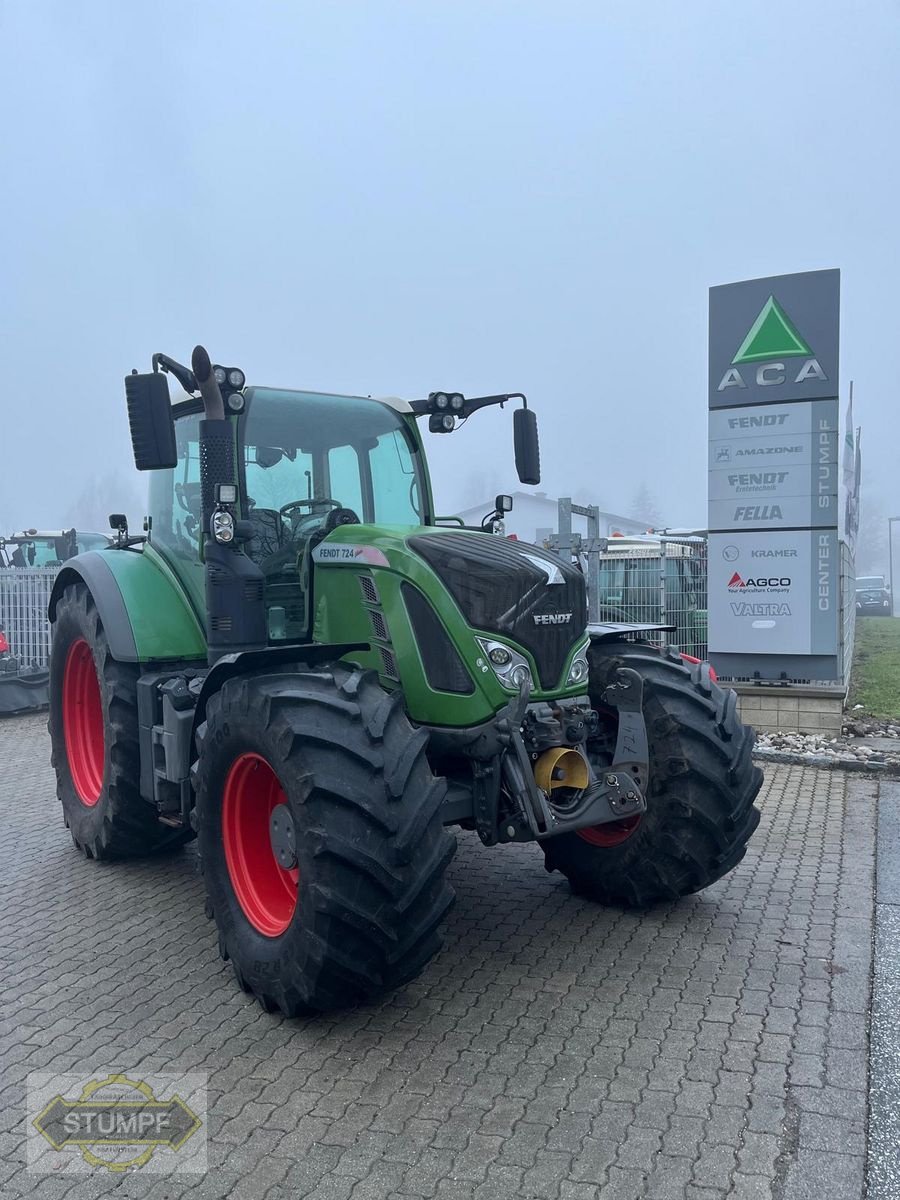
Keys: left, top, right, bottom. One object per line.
{"left": 408, "top": 531, "right": 587, "bottom": 688}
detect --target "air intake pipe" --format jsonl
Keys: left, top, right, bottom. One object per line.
{"left": 192, "top": 345, "right": 267, "bottom": 664}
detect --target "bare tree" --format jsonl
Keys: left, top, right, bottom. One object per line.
{"left": 630, "top": 483, "right": 662, "bottom": 530}
{"left": 855, "top": 489, "right": 890, "bottom": 577}
{"left": 69, "top": 472, "right": 145, "bottom": 536}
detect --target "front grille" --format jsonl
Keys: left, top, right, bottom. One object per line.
{"left": 409, "top": 531, "right": 586, "bottom": 688}
{"left": 402, "top": 583, "right": 474, "bottom": 695}
{"left": 369, "top": 610, "right": 389, "bottom": 641}
{"left": 380, "top": 646, "right": 399, "bottom": 679}
{"left": 358, "top": 574, "right": 379, "bottom": 604}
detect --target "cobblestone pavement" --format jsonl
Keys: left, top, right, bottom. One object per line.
{"left": 0, "top": 712, "right": 877, "bottom": 1199}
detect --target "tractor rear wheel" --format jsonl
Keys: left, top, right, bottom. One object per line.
{"left": 543, "top": 641, "right": 762, "bottom": 905}
{"left": 195, "top": 664, "right": 456, "bottom": 1015}
{"left": 49, "top": 582, "right": 193, "bottom": 859}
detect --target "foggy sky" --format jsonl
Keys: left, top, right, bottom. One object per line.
{"left": 2, "top": 1, "right": 898, "bottom": 537}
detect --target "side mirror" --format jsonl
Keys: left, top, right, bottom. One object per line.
{"left": 125, "top": 371, "right": 177, "bottom": 471}
{"left": 513, "top": 407, "right": 540, "bottom": 486}
{"left": 495, "top": 493, "right": 513, "bottom": 514}
{"left": 255, "top": 446, "right": 284, "bottom": 469}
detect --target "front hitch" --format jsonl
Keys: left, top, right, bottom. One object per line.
{"left": 514, "top": 764, "right": 646, "bottom": 841}
{"left": 601, "top": 666, "right": 650, "bottom": 795}
{"left": 497, "top": 665, "right": 651, "bottom": 843}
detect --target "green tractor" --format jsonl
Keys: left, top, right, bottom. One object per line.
{"left": 48, "top": 347, "right": 761, "bottom": 1015}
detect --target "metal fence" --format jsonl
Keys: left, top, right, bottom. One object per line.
{"left": 0, "top": 568, "right": 57, "bottom": 669}
{"left": 544, "top": 504, "right": 710, "bottom": 660}
{"left": 590, "top": 537, "right": 709, "bottom": 659}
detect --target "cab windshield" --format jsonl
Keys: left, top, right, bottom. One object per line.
{"left": 239, "top": 388, "right": 426, "bottom": 641}
{"left": 240, "top": 387, "right": 426, "bottom": 530}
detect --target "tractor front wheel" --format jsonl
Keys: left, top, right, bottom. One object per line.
{"left": 542, "top": 641, "right": 762, "bottom": 905}
{"left": 49, "top": 582, "right": 193, "bottom": 859}
{"left": 195, "top": 665, "right": 456, "bottom": 1015}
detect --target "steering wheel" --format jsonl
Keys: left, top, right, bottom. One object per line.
{"left": 279, "top": 498, "right": 341, "bottom": 523}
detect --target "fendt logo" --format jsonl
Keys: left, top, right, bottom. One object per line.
{"left": 728, "top": 572, "right": 791, "bottom": 590}
{"left": 727, "top": 472, "right": 789, "bottom": 490}
{"left": 717, "top": 295, "right": 827, "bottom": 393}
{"left": 533, "top": 612, "right": 572, "bottom": 625}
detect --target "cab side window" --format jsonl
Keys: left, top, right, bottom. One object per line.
{"left": 148, "top": 411, "right": 202, "bottom": 557}
{"left": 327, "top": 445, "right": 364, "bottom": 517}
{"left": 369, "top": 431, "right": 421, "bottom": 524}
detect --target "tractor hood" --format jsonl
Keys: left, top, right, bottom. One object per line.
{"left": 407, "top": 530, "right": 587, "bottom": 689}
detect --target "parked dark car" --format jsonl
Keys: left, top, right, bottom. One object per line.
{"left": 856, "top": 575, "right": 893, "bottom": 616}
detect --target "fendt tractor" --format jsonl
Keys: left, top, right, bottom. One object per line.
{"left": 48, "top": 348, "right": 762, "bottom": 1015}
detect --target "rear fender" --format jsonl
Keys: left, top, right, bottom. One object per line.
{"left": 587, "top": 621, "right": 675, "bottom": 642}
{"left": 49, "top": 548, "right": 206, "bottom": 663}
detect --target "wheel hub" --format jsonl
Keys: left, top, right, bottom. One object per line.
{"left": 269, "top": 804, "right": 297, "bottom": 870}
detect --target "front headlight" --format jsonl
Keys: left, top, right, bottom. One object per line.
{"left": 212, "top": 510, "right": 235, "bottom": 544}
{"left": 510, "top": 663, "right": 532, "bottom": 690}
{"left": 566, "top": 641, "right": 590, "bottom": 687}
{"left": 476, "top": 638, "right": 532, "bottom": 691}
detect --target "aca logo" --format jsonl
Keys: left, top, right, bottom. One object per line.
{"left": 717, "top": 295, "right": 826, "bottom": 393}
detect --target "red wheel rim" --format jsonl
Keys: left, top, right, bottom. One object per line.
{"left": 222, "top": 753, "right": 298, "bottom": 937}
{"left": 577, "top": 814, "right": 642, "bottom": 848}
{"left": 62, "top": 638, "right": 105, "bottom": 806}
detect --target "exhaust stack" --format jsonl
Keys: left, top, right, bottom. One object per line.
{"left": 192, "top": 345, "right": 266, "bottom": 664}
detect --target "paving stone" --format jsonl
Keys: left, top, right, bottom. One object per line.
{"left": 0, "top": 719, "right": 874, "bottom": 1200}
{"left": 780, "top": 1149, "right": 864, "bottom": 1200}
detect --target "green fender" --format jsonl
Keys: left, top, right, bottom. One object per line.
{"left": 49, "top": 545, "right": 207, "bottom": 663}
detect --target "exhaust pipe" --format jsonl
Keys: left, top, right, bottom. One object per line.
{"left": 192, "top": 345, "right": 266, "bottom": 664}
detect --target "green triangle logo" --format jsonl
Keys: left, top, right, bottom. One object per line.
{"left": 732, "top": 295, "right": 813, "bottom": 364}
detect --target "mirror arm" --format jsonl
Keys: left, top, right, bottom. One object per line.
{"left": 410, "top": 392, "right": 528, "bottom": 419}
{"left": 152, "top": 353, "right": 198, "bottom": 396}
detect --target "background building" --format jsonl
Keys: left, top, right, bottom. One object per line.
{"left": 453, "top": 492, "right": 651, "bottom": 546}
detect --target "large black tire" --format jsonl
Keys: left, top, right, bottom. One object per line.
{"left": 195, "top": 664, "right": 456, "bottom": 1015}
{"left": 543, "top": 641, "right": 762, "bottom": 905}
{"left": 49, "top": 582, "right": 193, "bottom": 859}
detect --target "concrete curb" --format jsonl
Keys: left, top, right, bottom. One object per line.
{"left": 868, "top": 779, "right": 900, "bottom": 1199}
{"left": 752, "top": 747, "right": 900, "bottom": 776}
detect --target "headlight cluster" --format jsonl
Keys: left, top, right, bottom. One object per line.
{"left": 476, "top": 638, "right": 532, "bottom": 691}
{"left": 433, "top": 391, "right": 465, "bottom": 411}
{"left": 213, "top": 365, "right": 246, "bottom": 390}
{"left": 211, "top": 510, "right": 235, "bottom": 544}
{"left": 477, "top": 637, "right": 590, "bottom": 691}
{"left": 566, "top": 640, "right": 590, "bottom": 686}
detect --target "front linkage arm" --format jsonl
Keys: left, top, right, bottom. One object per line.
{"left": 490, "top": 671, "right": 649, "bottom": 845}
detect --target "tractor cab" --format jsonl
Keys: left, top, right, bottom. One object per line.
{"left": 148, "top": 386, "right": 429, "bottom": 642}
